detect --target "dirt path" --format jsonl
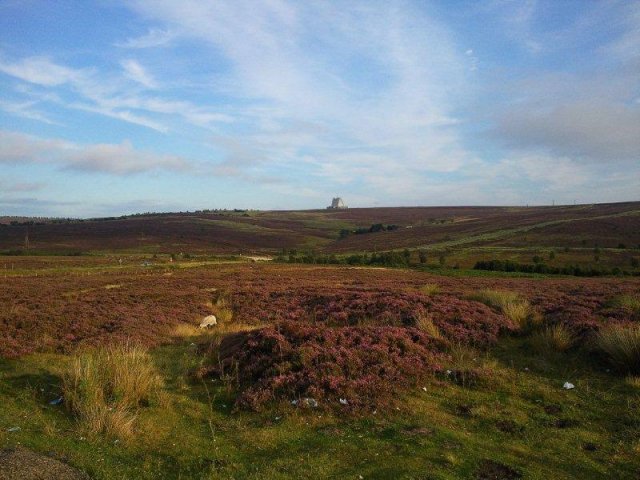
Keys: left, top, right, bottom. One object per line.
{"left": 0, "top": 447, "right": 90, "bottom": 480}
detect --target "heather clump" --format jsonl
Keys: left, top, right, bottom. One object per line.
{"left": 199, "top": 322, "right": 449, "bottom": 411}
{"left": 424, "top": 295, "right": 515, "bottom": 346}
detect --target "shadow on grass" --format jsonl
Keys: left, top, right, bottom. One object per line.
{"left": 1, "top": 371, "right": 63, "bottom": 403}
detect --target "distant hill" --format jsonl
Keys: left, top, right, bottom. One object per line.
{"left": 1, "top": 203, "right": 639, "bottom": 261}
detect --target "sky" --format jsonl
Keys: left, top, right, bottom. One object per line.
{"left": 0, "top": 0, "right": 638, "bottom": 217}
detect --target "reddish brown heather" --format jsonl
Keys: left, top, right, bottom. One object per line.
{"left": 198, "top": 321, "right": 449, "bottom": 411}
{"left": 1, "top": 263, "right": 639, "bottom": 359}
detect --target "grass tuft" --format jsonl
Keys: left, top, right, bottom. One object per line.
{"left": 471, "top": 289, "right": 533, "bottom": 330}
{"left": 172, "top": 322, "right": 204, "bottom": 337}
{"left": 214, "top": 297, "right": 234, "bottom": 323}
{"left": 530, "top": 324, "right": 574, "bottom": 353}
{"left": 415, "top": 312, "right": 442, "bottom": 339}
{"left": 608, "top": 294, "right": 640, "bottom": 316}
{"left": 443, "top": 344, "right": 499, "bottom": 388}
{"left": 595, "top": 324, "right": 640, "bottom": 373}
{"left": 419, "top": 283, "right": 441, "bottom": 296}
{"left": 625, "top": 376, "right": 640, "bottom": 389}
{"left": 62, "top": 341, "right": 163, "bottom": 439}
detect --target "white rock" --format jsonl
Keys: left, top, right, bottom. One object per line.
{"left": 563, "top": 382, "right": 575, "bottom": 390}
{"left": 199, "top": 315, "right": 217, "bottom": 328}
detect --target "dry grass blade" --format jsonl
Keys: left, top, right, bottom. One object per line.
{"left": 62, "top": 341, "right": 162, "bottom": 439}
{"left": 420, "top": 283, "right": 441, "bottom": 296}
{"left": 595, "top": 324, "right": 640, "bottom": 373}
{"left": 415, "top": 312, "right": 442, "bottom": 339}
{"left": 471, "top": 289, "right": 533, "bottom": 330}
{"left": 608, "top": 294, "right": 640, "bottom": 316}
{"left": 530, "top": 324, "right": 574, "bottom": 353}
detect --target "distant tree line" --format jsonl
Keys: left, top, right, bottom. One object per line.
{"left": 339, "top": 223, "right": 400, "bottom": 238}
{"left": 277, "top": 249, "right": 414, "bottom": 267}
{"left": 473, "top": 259, "right": 639, "bottom": 277}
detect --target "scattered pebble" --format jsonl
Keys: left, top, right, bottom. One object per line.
{"left": 563, "top": 382, "right": 575, "bottom": 390}
{"left": 292, "top": 398, "right": 319, "bottom": 408}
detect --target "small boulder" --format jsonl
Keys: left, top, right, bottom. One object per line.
{"left": 200, "top": 315, "right": 217, "bottom": 329}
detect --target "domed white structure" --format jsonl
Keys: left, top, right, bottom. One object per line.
{"left": 327, "top": 197, "right": 347, "bottom": 209}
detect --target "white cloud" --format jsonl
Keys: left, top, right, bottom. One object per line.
{"left": 0, "top": 99, "right": 59, "bottom": 125}
{"left": 115, "top": 28, "right": 176, "bottom": 49}
{"left": 0, "top": 55, "right": 84, "bottom": 86}
{"left": 0, "top": 54, "right": 233, "bottom": 132}
{"left": 121, "top": 59, "right": 157, "bottom": 89}
{"left": 0, "top": 130, "right": 192, "bottom": 174}
{"left": 126, "top": 0, "right": 475, "bottom": 198}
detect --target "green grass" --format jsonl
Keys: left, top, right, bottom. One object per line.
{"left": 607, "top": 294, "right": 640, "bottom": 316}
{"left": 595, "top": 324, "right": 640, "bottom": 373}
{"left": 1, "top": 335, "right": 639, "bottom": 479}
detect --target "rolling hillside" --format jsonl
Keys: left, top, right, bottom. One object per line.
{"left": 1, "top": 202, "right": 639, "bottom": 260}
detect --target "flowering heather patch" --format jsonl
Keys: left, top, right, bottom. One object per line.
{"left": 229, "top": 288, "right": 512, "bottom": 346}
{"left": 199, "top": 322, "right": 449, "bottom": 411}
{"left": 1, "top": 263, "right": 639, "bottom": 358}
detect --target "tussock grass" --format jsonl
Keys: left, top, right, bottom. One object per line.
{"left": 415, "top": 312, "right": 442, "bottom": 339}
{"left": 419, "top": 283, "right": 441, "bottom": 296}
{"left": 214, "top": 297, "right": 234, "bottom": 323}
{"left": 595, "top": 324, "right": 640, "bottom": 373}
{"left": 471, "top": 289, "right": 534, "bottom": 330}
{"left": 625, "top": 376, "right": 640, "bottom": 389}
{"left": 608, "top": 294, "right": 640, "bottom": 316}
{"left": 62, "top": 342, "right": 163, "bottom": 439}
{"left": 172, "top": 323, "right": 204, "bottom": 337}
{"left": 443, "top": 343, "right": 500, "bottom": 388}
{"left": 531, "top": 324, "right": 574, "bottom": 353}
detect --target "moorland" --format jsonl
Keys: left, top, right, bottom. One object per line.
{"left": 1, "top": 202, "right": 639, "bottom": 479}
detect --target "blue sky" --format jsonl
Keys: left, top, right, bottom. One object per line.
{"left": 0, "top": 0, "right": 638, "bottom": 217}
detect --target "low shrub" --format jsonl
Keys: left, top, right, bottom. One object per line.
{"left": 62, "top": 342, "right": 163, "bottom": 439}
{"left": 594, "top": 324, "right": 640, "bottom": 373}
{"left": 198, "top": 322, "right": 449, "bottom": 411}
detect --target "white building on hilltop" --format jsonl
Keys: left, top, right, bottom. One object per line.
{"left": 327, "top": 197, "right": 347, "bottom": 209}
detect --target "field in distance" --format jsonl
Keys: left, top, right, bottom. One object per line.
{"left": 1, "top": 201, "right": 639, "bottom": 274}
